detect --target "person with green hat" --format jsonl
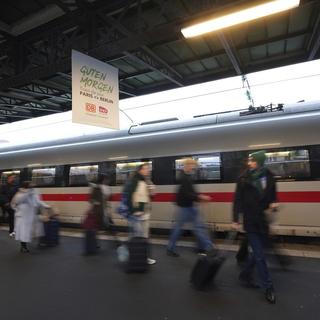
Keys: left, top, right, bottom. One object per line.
{"left": 232, "top": 150, "right": 278, "bottom": 304}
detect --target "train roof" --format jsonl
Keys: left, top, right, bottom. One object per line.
{"left": 0, "top": 100, "right": 319, "bottom": 169}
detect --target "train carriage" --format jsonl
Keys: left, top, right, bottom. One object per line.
{"left": 0, "top": 100, "right": 320, "bottom": 236}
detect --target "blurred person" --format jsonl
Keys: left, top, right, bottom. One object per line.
{"left": 89, "top": 175, "right": 112, "bottom": 230}
{"left": 232, "top": 151, "right": 277, "bottom": 304}
{"left": 1, "top": 174, "right": 18, "bottom": 236}
{"left": 167, "top": 158, "right": 215, "bottom": 257}
{"left": 126, "top": 163, "right": 156, "bottom": 265}
{"left": 11, "top": 181, "right": 50, "bottom": 253}
{"left": 82, "top": 203, "right": 99, "bottom": 255}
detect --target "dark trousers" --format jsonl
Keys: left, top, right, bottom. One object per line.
{"left": 6, "top": 207, "right": 15, "bottom": 233}
{"left": 237, "top": 233, "right": 291, "bottom": 268}
{"left": 241, "top": 232, "right": 273, "bottom": 290}
{"left": 236, "top": 236, "right": 249, "bottom": 262}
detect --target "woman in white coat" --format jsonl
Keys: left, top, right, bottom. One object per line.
{"left": 11, "top": 181, "right": 50, "bottom": 253}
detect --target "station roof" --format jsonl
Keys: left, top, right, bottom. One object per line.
{"left": 0, "top": 0, "right": 319, "bottom": 124}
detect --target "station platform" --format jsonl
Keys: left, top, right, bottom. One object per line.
{"left": 1, "top": 229, "right": 320, "bottom": 320}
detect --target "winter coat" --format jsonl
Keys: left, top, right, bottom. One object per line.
{"left": 1, "top": 183, "right": 18, "bottom": 207}
{"left": 89, "top": 183, "right": 111, "bottom": 228}
{"left": 82, "top": 208, "right": 98, "bottom": 231}
{"left": 126, "top": 173, "right": 152, "bottom": 220}
{"left": 11, "top": 188, "right": 49, "bottom": 243}
{"left": 233, "top": 168, "right": 277, "bottom": 233}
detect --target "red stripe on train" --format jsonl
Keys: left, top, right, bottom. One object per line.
{"left": 41, "top": 192, "right": 320, "bottom": 203}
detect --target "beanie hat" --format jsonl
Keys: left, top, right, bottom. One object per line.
{"left": 249, "top": 150, "right": 266, "bottom": 167}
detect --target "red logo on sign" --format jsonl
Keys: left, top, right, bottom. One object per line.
{"left": 85, "top": 103, "right": 96, "bottom": 113}
{"left": 99, "top": 106, "right": 108, "bottom": 114}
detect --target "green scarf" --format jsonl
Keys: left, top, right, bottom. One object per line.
{"left": 249, "top": 167, "right": 267, "bottom": 195}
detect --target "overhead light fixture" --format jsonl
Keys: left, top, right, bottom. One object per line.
{"left": 108, "top": 156, "right": 128, "bottom": 160}
{"left": 248, "top": 143, "right": 281, "bottom": 148}
{"left": 27, "top": 163, "right": 42, "bottom": 167}
{"left": 181, "top": 0, "right": 300, "bottom": 38}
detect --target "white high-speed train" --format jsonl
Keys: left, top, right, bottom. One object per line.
{"left": 0, "top": 100, "right": 319, "bottom": 236}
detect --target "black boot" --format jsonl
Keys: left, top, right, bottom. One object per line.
{"left": 265, "top": 287, "right": 276, "bottom": 304}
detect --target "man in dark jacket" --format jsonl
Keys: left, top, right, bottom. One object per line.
{"left": 233, "top": 150, "right": 277, "bottom": 304}
{"left": 1, "top": 174, "right": 18, "bottom": 236}
{"left": 167, "top": 158, "right": 214, "bottom": 257}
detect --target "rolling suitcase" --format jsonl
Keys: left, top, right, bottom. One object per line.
{"left": 190, "top": 253, "right": 226, "bottom": 290}
{"left": 190, "top": 231, "right": 237, "bottom": 290}
{"left": 44, "top": 218, "right": 59, "bottom": 247}
{"left": 125, "top": 237, "right": 149, "bottom": 273}
{"left": 84, "top": 230, "right": 98, "bottom": 255}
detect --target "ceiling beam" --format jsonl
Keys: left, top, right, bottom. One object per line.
{"left": 119, "top": 29, "right": 310, "bottom": 82}
{"left": 307, "top": 12, "right": 320, "bottom": 60}
{"left": 0, "top": 103, "right": 61, "bottom": 113}
{"left": 98, "top": 13, "right": 184, "bottom": 86}
{"left": 9, "top": 88, "right": 72, "bottom": 102}
{"left": 131, "top": 50, "right": 307, "bottom": 95}
{"left": 0, "top": 0, "right": 314, "bottom": 92}
{"left": 51, "top": 0, "right": 71, "bottom": 13}
{"left": 32, "top": 80, "right": 71, "bottom": 93}
{"left": 0, "top": 91, "right": 62, "bottom": 109}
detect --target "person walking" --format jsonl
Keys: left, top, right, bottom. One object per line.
{"left": 11, "top": 181, "right": 50, "bottom": 253}
{"left": 1, "top": 174, "right": 18, "bottom": 236}
{"left": 167, "top": 158, "right": 215, "bottom": 257}
{"left": 126, "top": 163, "right": 156, "bottom": 265}
{"left": 232, "top": 150, "right": 277, "bottom": 304}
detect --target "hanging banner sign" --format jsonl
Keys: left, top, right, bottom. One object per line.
{"left": 72, "top": 50, "right": 119, "bottom": 129}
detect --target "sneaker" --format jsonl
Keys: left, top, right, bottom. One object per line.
{"left": 147, "top": 258, "right": 156, "bottom": 265}
{"left": 195, "top": 248, "right": 207, "bottom": 255}
{"left": 9, "top": 232, "right": 15, "bottom": 237}
{"left": 206, "top": 248, "right": 219, "bottom": 257}
{"left": 265, "top": 287, "right": 276, "bottom": 304}
{"left": 166, "top": 249, "right": 180, "bottom": 257}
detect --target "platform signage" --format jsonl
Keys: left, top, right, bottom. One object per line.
{"left": 72, "top": 50, "right": 119, "bottom": 129}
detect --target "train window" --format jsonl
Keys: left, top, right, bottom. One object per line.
{"left": 69, "top": 165, "right": 98, "bottom": 186}
{"left": 31, "top": 167, "right": 56, "bottom": 186}
{"left": 265, "top": 149, "right": 311, "bottom": 179}
{"left": 1, "top": 170, "right": 20, "bottom": 185}
{"left": 116, "top": 161, "right": 152, "bottom": 185}
{"left": 175, "top": 155, "right": 221, "bottom": 181}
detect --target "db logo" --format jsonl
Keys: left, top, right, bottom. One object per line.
{"left": 99, "top": 106, "right": 108, "bottom": 114}
{"left": 85, "top": 103, "right": 96, "bottom": 113}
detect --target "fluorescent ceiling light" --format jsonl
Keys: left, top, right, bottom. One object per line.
{"left": 27, "top": 163, "right": 42, "bottom": 167}
{"left": 248, "top": 143, "right": 281, "bottom": 148}
{"left": 181, "top": 0, "right": 300, "bottom": 38}
{"left": 108, "top": 156, "right": 129, "bottom": 160}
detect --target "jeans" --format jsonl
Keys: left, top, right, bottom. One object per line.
{"left": 241, "top": 232, "right": 273, "bottom": 289}
{"left": 167, "top": 206, "right": 213, "bottom": 252}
